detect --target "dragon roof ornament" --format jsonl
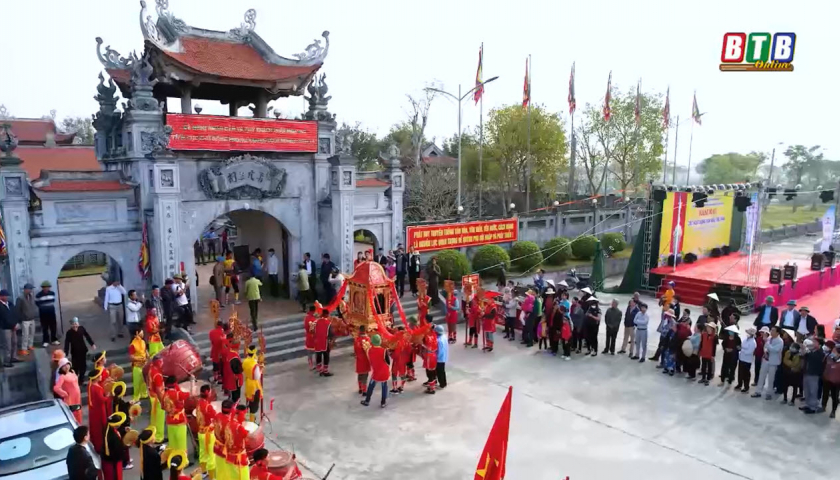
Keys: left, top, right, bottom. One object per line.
{"left": 95, "top": 37, "right": 137, "bottom": 70}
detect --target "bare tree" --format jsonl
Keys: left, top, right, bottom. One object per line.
{"left": 576, "top": 110, "right": 608, "bottom": 195}
{"left": 405, "top": 86, "right": 438, "bottom": 167}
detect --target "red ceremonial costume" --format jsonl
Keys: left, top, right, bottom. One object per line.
{"left": 466, "top": 300, "right": 481, "bottom": 347}
{"left": 368, "top": 345, "right": 390, "bottom": 383}
{"left": 225, "top": 412, "right": 250, "bottom": 479}
{"left": 209, "top": 325, "right": 227, "bottom": 382}
{"left": 102, "top": 414, "right": 126, "bottom": 480}
{"left": 313, "top": 314, "right": 332, "bottom": 375}
{"left": 162, "top": 383, "right": 191, "bottom": 452}
{"left": 417, "top": 295, "right": 430, "bottom": 324}
{"left": 390, "top": 336, "right": 411, "bottom": 392}
{"left": 87, "top": 370, "right": 109, "bottom": 454}
{"left": 354, "top": 333, "right": 371, "bottom": 394}
{"left": 482, "top": 302, "right": 498, "bottom": 350}
{"left": 445, "top": 295, "right": 459, "bottom": 343}
{"left": 222, "top": 345, "right": 244, "bottom": 402}
{"left": 213, "top": 406, "right": 232, "bottom": 480}
{"left": 423, "top": 330, "right": 438, "bottom": 393}
{"left": 304, "top": 312, "right": 316, "bottom": 369}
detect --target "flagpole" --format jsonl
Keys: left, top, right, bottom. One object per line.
{"left": 634, "top": 78, "right": 641, "bottom": 192}
{"left": 686, "top": 118, "right": 695, "bottom": 185}
{"left": 526, "top": 54, "right": 532, "bottom": 213}
{"left": 457, "top": 83, "right": 462, "bottom": 210}
{"left": 569, "top": 111, "right": 575, "bottom": 199}
{"left": 662, "top": 120, "right": 670, "bottom": 183}
{"left": 671, "top": 115, "right": 680, "bottom": 184}
{"left": 479, "top": 44, "right": 484, "bottom": 218}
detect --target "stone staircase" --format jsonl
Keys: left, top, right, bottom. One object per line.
{"left": 81, "top": 297, "right": 446, "bottom": 402}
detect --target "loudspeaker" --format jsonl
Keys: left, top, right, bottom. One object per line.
{"left": 667, "top": 254, "right": 683, "bottom": 267}
{"left": 653, "top": 189, "right": 667, "bottom": 202}
{"left": 769, "top": 267, "right": 782, "bottom": 284}
{"left": 734, "top": 195, "right": 752, "bottom": 212}
{"left": 710, "top": 248, "right": 722, "bottom": 258}
{"left": 722, "top": 245, "right": 731, "bottom": 255}
{"left": 692, "top": 192, "right": 707, "bottom": 208}
{"left": 783, "top": 263, "right": 798, "bottom": 281}
{"left": 685, "top": 253, "right": 698, "bottom": 264}
{"left": 811, "top": 253, "right": 825, "bottom": 271}
{"left": 824, "top": 250, "right": 836, "bottom": 268}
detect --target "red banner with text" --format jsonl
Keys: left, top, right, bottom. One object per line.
{"left": 166, "top": 114, "right": 318, "bottom": 152}
{"left": 406, "top": 219, "right": 519, "bottom": 252}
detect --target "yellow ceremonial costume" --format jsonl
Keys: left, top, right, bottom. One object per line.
{"left": 196, "top": 398, "right": 217, "bottom": 479}
{"left": 242, "top": 347, "right": 263, "bottom": 423}
{"left": 129, "top": 335, "right": 148, "bottom": 402}
{"left": 146, "top": 315, "right": 164, "bottom": 356}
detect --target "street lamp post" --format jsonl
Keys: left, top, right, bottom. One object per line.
{"left": 425, "top": 75, "right": 499, "bottom": 212}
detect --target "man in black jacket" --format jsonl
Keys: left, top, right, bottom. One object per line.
{"left": 394, "top": 244, "right": 407, "bottom": 298}
{"left": 0, "top": 289, "right": 21, "bottom": 368}
{"left": 753, "top": 296, "right": 779, "bottom": 329}
{"left": 319, "top": 254, "right": 336, "bottom": 303}
{"left": 66, "top": 426, "right": 98, "bottom": 480}
{"left": 794, "top": 306, "right": 818, "bottom": 341}
{"left": 408, "top": 248, "right": 421, "bottom": 296}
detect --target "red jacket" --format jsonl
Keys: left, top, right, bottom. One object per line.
{"left": 303, "top": 313, "right": 316, "bottom": 350}
{"left": 561, "top": 320, "right": 572, "bottom": 341}
{"left": 209, "top": 327, "right": 226, "bottom": 363}
{"left": 313, "top": 317, "right": 331, "bottom": 352}
{"left": 367, "top": 346, "right": 391, "bottom": 382}
{"left": 222, "top": 349, "right": 243, "bottom": 392}
{"left": 354, "top": 335, "right": 371, "bottom": 374}
{"left": 423, "top": 332, "right": 438, "bottom": 370}
{"left": 482, "top": 303, "right": 497, "bottom": 332}
{"left": 468, "top": 301, "right": 480, "bottom": 328}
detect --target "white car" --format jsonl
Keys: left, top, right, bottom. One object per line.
{"left": 0, "top": 400, "right": 101, "bottom": 480}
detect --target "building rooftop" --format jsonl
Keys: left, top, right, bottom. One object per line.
{"left": 31, "top": 170, "right": 134, "bottom": 193}
{"left": 15, "top": 146, "right": 100, "bottom": 179}
{"left": 2, "top": 119, "right": 77, "bottom": 146}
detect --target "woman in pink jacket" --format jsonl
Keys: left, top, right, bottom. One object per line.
{"left": 53, "top": 357, "right": 82, "bottom": 423}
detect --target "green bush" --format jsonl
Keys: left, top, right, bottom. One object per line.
{"left": 571, "top": 235, "right": 599, "bottom": 260}
{"left": 431, "top": 250, "right": 470, "bottom": 280}
{"left": 471, "top": 245, "right": 510, "bottom": 278}
{"left": 601, "top": 232, "right": 626, "bottom": 256}
{"left": 543, "top": 237, "right": 573, "bottom": 265}
{"left": 509, "top": 241, "right": 543, "bottom": 271}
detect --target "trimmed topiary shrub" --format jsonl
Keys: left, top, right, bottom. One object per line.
{"left": 571, "top": 235, "right": 599, "bottom": 260}
{"left": 509, "top": 241, "right": 543, "bottom": 271}
{"left": 472, "top": 245, "right": 511, "bottom": 278}
{"left": 431, "top": 249, "right": 470, "bottom": 280}
{"left": 601, "top": 232, "right": 627, "bottom": 256}
{"left": 543, "top": 237, "right": 573, "bottom": 265}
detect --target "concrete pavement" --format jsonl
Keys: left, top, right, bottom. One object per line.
{"left": 261, "top": 292, "right": 839, "bottom": 480}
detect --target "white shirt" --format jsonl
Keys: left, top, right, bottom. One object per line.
{"left": 126, "top": 299, "right": 143, "bottom": 323}
{"left": 305, "top": 260, "right": 313, "bottom": 275}
{"left": 782, "top": 309, "right": 796, "bottom": 327}
{"left": 172, "top": 283, "right": 189, "bottom": 306}
{"left": 103, "top": 285, "right": 126, "bottom": 309}
{"left": 797, "top": 315, "right": 810, "bottom": 335}
{"left": 267, "top": 255, "right": 279, "bottom": 275}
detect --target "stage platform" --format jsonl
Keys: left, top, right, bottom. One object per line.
{"left": 651, "top": 252, "right": 840, "bottom": 309}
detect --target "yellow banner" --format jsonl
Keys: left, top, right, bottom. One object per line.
{"left": 658, "top": 192, "right": 734, "bottom": 264}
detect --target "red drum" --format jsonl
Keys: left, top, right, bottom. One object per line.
{"left": 180, "top": 380, "right": 217, "bottom": 414}
{"left": 265, "top": 451, "right": 300, "bottom": 479}
{"left": 242, "top": 421, "right": 264, "bottom": 455}
{"left": 159, "top": 340, "right": 203, "bottom": 382}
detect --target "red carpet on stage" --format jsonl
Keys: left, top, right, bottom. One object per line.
{"left": 651, "top": 253, "right": 840, "bottom": 309}
{"left": 791, "top": 286, "right": 840, "bottom": 331}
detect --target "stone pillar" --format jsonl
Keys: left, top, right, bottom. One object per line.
{"left": 150, "top": 164, "right": 183, "bottom": 287}
{"left": 0, "top": 152, "right": 31, "bottom": 294}
{"left": 254, "top": 92, "right": 268, "bottom": 118}
{"left": 385, "top": 147, "right": 405, "bottom": 249}
{"left": 180, "top": 85, "right": 192, "bottom": 114}
{"left": 328, "top": 152, "right": 356, "bottom": 274}
{"left": 229, "top": 102, "right": 238, "bottom": 117}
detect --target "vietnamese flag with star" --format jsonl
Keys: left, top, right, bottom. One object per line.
{"left": 474, "top": 386, "right": 512, "bottom": 480}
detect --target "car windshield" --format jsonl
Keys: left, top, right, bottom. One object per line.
{"left": 0, "top": 424, "right": 75, "bottom": 476}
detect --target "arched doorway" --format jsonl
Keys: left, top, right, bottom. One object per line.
{"left": 194, "top": 208, "right": 296, "bottom": 323}
{"left": 354, "top": 229, "right": 379, "bottom": 260}
{"left": 56, "top": 250, "right": 128, "bottom": 349}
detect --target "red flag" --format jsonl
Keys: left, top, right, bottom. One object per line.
{"left": 567, "top": 62, "right": 576, "bottom": 115}
{"left": 634, "top": 79, "right": 641, "bottom": 126}
{"left": 138, "top": 221, "right": 151, "bottom": 279}
{"left": 522, "top": 58, "right": 530, "bottom": 109}
{"left": 473, "top": 386, "right": 512, "bottom": 480}
{"left": 602, "top": 71, "right": 612, "bottom": 122}
{"left": 474, "top": 45, "right": 484, "bottom": 105}
{"left": 663, "top": 86, "right": 670, "bottom": 128}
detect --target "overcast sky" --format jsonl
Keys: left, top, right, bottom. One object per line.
{"left": 1, "top": 0, "right": 835, "bottom": 174}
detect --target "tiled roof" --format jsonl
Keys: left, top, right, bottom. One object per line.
{"left": 5, "top": 119, "right": 76, "bottom": 145}
{"left": 15, "top": 146, "right": 100, "bottom": 179}
{"left": 161, "top": 36, "right": 321, "bottom": 82}
{"left": 422, "top": 155, "right": 457, "bottom": 167}
{"left": 356, "top": 178, "right": 390, "bottom": 188}
{"left": 37, "top": 180, "right": 131, "bottom": 192}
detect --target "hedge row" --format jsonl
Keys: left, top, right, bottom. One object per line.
{"left": 426, "top": 233, "right": 626, "bottom": 280}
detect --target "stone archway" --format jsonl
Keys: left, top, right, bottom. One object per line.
{"left": 353, "top": 228, "right": 380, "bottom": 260}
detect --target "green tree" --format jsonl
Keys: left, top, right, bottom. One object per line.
{"left": 484, "top": 104, "right": 567, "bottom": 212}
{"left": 335, "top": 122, "right": 381, "bottom": 171}
{"left": 577, "top": 87, "right": 665, "bottom": 197}
{"left": 60, "top": 116, "right": 95, "bottom": 145}
{"left": 783, "top": 145, "right": 824, "bottom": 211}
{"left": 696, "top": 152, "right": 765, "bottom": 184}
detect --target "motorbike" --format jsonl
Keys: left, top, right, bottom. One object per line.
{"left": 566, "top": 269, "right": 590, "bottom": 291}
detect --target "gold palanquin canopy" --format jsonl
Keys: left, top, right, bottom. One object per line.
{"left": 346, "top": 261, "right": 393, "bottom": 332}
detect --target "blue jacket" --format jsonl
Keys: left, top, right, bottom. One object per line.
{"left": 437, "top": 334, "right": 449, "bottom": 363}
